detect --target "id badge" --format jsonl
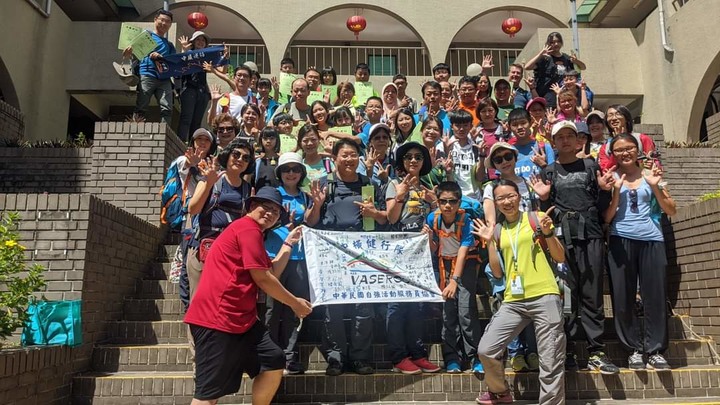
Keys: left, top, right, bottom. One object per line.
{"left": 510, "top": 274, "right": 524, "bottom": 296}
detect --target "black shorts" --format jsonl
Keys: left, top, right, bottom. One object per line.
{"left": 191, "top": 321, "right": 285, "bottom": 400}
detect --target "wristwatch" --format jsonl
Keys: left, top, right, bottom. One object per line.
{"left": 451, "top": 275, "right": 461, "bottom": 283}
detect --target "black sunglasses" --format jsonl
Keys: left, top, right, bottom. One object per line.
{"left": 403, "top": 153, "right": 424, "bottom": 162}
{"left": 492, "top": 153, "right": 515, "bottom": 165}
{"left": 438, "top": 198, "right": 459, "bottom": 205}
{"left": 217, "top": 126, "right": 235, "bottom": 133}
{"left": 230, "top": 150, "right": 252, "bottom": 163}
{"left": 629, "top": 189, "right": 638, "bottom": 213}
{"left": 280, "top": 165, "right": 303, "bottom": 174}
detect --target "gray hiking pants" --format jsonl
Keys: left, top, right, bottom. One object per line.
{"left": 477, "top": 294, "right": 566, "bottom": 405}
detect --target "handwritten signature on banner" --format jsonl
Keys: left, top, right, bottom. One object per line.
{"left": 155, "top": 46, "right": 228, "bottom": 80}
{"left": 303, "top": 229, "right": 443, "bottom": 306}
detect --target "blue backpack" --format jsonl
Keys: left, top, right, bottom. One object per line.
{"left": 160, "top": 159, "right": 191, "bottom": 229}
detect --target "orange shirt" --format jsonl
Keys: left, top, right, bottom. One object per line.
{"left": 458, "top": 101, "right": 479, "bottom": 126}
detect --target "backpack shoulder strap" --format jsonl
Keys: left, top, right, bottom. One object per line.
{"left": 528, "top": 211, "right": 550, "bottom": 252}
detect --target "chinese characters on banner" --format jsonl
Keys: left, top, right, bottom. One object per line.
{"left": 303, "top": 229, "right": 443, "bottom": 306}
{"left": 155, "top": 46, "right": 228, "bottom": 80}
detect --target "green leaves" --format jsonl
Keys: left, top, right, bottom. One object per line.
{"left": 0, "top": 212, "right": 46, "bottom": 342}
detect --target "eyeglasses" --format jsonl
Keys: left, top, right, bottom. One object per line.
{"left": 495, "top": 193, "right": 519, "bottom": 203}
{"left": 230, "top": 150, "right": 252, "bottom": 162}
{"left": 458, "top": 87, "right": 476, "bottom": 94}
{"left": 403, "top": 153, "right": 424, "bottom": 162}
{"left": 260, "top": 203, "right": 281, "bottom": 216}
{"left": 606, "top": 112, "right": 624, "bottom": 119}
{"left": 629, "top": 189, "right": 638, "bottom": 213}
{"left": 492, "top": 153, "right": 515, "bottom": 165}
{"left": 235, "top": 73, "right": 250, "bottom": 79}
{"left": 612, "top": 146, "right": 637, "bottom": 155}
{"left": 438, "top": 198, "right": 459, "bottom": 205}
{"left": 280, "top": 165, "right": 303, "bottom": 174}
{"left": 217, "top": 126, "right": 235, "bottom": 133}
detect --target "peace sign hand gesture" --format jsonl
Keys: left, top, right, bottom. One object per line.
{"left": 377, "top": 164, "right": 392, "bottom": 183}
{"left": 441, "top": 131, "right": 456, "bottom": 152}
{"left": 394, "top": 174, "right": 414, "bottom": 202}
{"left": 530, "top": 144, "right": 548, "bottom": 168}
{"left": 643, "top": 163, "right": 664, "bottom": 186}
{"left": 597, "top": 165, "right": 618, "bottom": 191}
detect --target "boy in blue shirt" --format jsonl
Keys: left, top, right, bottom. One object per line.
{"left": 122, "top": 10, "right": 176, "bottom": 123}
{"left": 426, "top": 181, "right": 483, "bottom": 377}
{"left": 508, "top": 108, "right": 555, "bottom": 179}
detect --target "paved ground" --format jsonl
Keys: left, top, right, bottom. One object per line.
{"left": 225, "top": 399, "right": 720, "bottom": 405}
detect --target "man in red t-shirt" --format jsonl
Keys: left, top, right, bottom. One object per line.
{"left": 185, "top": 187, "right": 312, "bottom": 405}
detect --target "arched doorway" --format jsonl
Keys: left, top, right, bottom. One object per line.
{"left": 286, "top": 6, "right": 431, "bottom": 77}
{"left": 0, "top": 55, "right": 19, "bottom": 109}
{"left": 446, "top": 8, "right": 565, "bottom": 78}
{"left": 169, "top": 3, "right": 271, "bottom": 73}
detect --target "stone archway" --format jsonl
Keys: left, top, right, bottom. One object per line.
{"left": 689, "top": 50, "right": 720, "bottom": 142}
{"left": 0, "top": 55, "right": 20, "bottom": 109}
{"left": 168, "top": 2, "right": 271, "bottom": 73}
{"left": 284, "top": 4, "right": 432, "bottom": 77}
{"left": 445, "top": 7, "right": 566, "bottom": 78}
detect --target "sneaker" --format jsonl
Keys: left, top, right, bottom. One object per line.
{"left": 325, "top": 360, "right": 343, "bottom": 376}
{"left": 392, "top": 357, "right": 422, "bottom": 375}
{"left": 446, "top": 360, "right": 462, "bottom": 373}
{"left": 472, "top": 358, "right": 485, "bottom": 380}
{"left": 510, "top": 355, "right": 528, "bottom": 372}
{"left": 647, "top": 353, "right": 671, "bottom": 371}
{"left": 587, "top": 352, "right": 620, "bottom": 375}
{"left": 285, "top": 361, "right": 304, "bottom": 375}
{"left": 565, "top": 352, "right": 579, "bottom": 371}
{"left": 525, "top": 353, "right": 540, "bottom": 371}
{"left": 351, "top": 360, "right": 374, "bottom": 375}
{"left": 476, "top": 390, "right": 513, "bottom": 405}
{"left": 412, "top": 357, "right": 441, "bottom": 373}
{"left": 628, "top": 351, "right": 646, "bottom": 370}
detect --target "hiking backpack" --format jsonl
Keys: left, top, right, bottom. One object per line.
{"left": 160, "top": 159, "right": 191, "bottom": 230}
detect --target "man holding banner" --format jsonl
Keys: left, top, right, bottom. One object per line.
{"left": 121, "top": 10, "right": 175, "bottom": 124}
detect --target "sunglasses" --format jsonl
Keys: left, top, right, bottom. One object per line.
{"left": 629, "top": 189, "right": 638, "bottom": 214}
{"left": 230, "top": 150, "right": 252, "bottom": 162}
{"left": 217, "top": 126, "right": 235, "bottom": 133}
{"left": 438, "top": 198, "right": 459, "bottom": 205}
{"left": 280, "top": 165, "right": 303, "bottom": 174}
{"left": 492, "top": 153, "right": 515, "bottom": 165}
{"left": 403, "top": 153, "right": 424, "bottom": 162}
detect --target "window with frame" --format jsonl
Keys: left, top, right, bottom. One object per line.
{"left": 368, "top": 55, "right": 397, "bottom": 76}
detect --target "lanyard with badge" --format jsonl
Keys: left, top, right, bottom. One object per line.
{"left": 505, "top": 213, "right": 524, "bottom": 296}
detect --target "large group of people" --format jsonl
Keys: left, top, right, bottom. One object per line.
{"left": 126, "top": 10, "right": 678, "bottom": 405}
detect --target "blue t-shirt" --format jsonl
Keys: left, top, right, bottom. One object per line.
{"left": 514, "top": 140, "right": 555, "bottom": 179}
{"left": 611, "top": 179, "right": 664, "bottom": 242}
{"left": 139, "top": 31, "right": 176, "bottom": 78}
{"left": 415, "top": 109, "right": 451, "bottom": 136}
{"left": 265, "top": 187, "right": 311, "bottom": 260}
{"left": 426, "top": 210, "right": 474, "bottom": 257}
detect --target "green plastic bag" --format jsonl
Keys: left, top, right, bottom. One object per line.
{"left": 21, "top": 300, "right": 82, "bottom": 347}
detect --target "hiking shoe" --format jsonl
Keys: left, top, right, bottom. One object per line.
{"left": 587, "top": 352, "right": 620, "bottom": 375}
{"left": 628, "top": 351, "right": 646, "bottom": 370}
{"left": 471, "top": 358, "right": 485, "bottom": 380}
{"left": 476, "top": 390, "right": 513, "bottom": 404}
{"left": 525, "top": 353, "right": 540, "bottom": 371}
{"left": 510, "top": 355, "right": 528, "bottom": 372}
{"left": 446, "top": 360, "right": 462, "bottom": 373}
{"left": 565, "top": 352, "right": 579, "bottom": 371}
{"left": 412, "top": 357, "right": 441, "bottom": 373}
{"left": 351, "top": 361, "right": 374, "bottom": 375}
{"left": 325, "top": 360, "right": 343, "bottom": 376}
{"left": 392, "top": 357, "right": 422, "bottom": 375}
{"left": 647, "top": 353, "right": 671, "bottom": 371}
{"left": 284, "top": 361, "right": 305, "bottom": 375}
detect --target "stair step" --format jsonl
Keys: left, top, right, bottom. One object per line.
{"left": 103, "top": 313, "right": 695, "bottom": 344}
{"left": 91, "top": 338, "right": 717, "bottom": 373}
{"left": 71, "top": 366, "right": 720, "bottom": 404}
{"left": 134, "top": 280, "right": 180, "bottom": 299}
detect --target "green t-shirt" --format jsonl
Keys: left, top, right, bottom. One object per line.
{"left": 498, "top": 212, "right": 559, "bottom": 303}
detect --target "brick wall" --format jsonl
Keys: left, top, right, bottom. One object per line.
{"left": 0, "top": 346, "right": 74, "bottom": 405}
{"left": 665, "top": 198, "right": 720, "bottom": 352}
{"left": 706, "top": 112, "right": 720, "bottom": 145}
{"left": 660, "top": 148, "right": 720, "bottom": 207}
{"left": 0, "top": 122, "right": 185, "bottom": 226}
{"left": 0, "top": 193, "right": 166, "bottom": 404}
{"left": 0, "top": 99, "right": 24, "bottom": 141}
{"left": 90, "top": 122, "right": 185, "bottom": 224}
{"left": 0, "top": 149, "right": 92, "bottom": 193}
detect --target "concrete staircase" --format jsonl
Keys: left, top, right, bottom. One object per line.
{"left": 71, "top": 242, "right": 720, "bottom": 404}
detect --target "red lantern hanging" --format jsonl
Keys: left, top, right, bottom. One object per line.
{"left": 187, "top": 12, "right": 209, "bottom": 30}
{"left": 346, "top": 15, "right": 367, "bottom": 41}
{"left": 501, "top": 17, "right": 523, "bottom": 38}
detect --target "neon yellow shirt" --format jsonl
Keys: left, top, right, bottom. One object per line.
{"left": 498, "top": 212, "right": 560, "bottom": 303}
